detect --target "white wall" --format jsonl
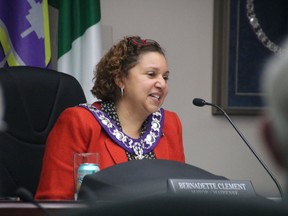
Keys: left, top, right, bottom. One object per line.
{"left": 49, "top": 0, "right": 286, "bottom": 198}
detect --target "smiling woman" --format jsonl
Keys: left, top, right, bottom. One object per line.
{"left": 120, "top": 52, "right": 169, "bottom": 117}
{"left": 35, "top": 35, "right": 185, "bottom": 200}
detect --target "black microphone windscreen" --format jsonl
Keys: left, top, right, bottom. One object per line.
{"left": 192, "top": 98, "right": 206, "bottom": 107}
{"left": 15, "top": 187, "right": 34, "bottom": 202}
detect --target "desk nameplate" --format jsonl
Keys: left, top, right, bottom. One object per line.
{"left": 168, "top": 179, "right": 256, "bottom": 197}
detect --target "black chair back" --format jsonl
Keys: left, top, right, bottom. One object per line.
{"left": 0, "top": 66, "right": 87, "bottom": 198}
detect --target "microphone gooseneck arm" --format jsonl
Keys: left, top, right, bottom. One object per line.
{"left": 192, "top": 98, "right": 284, "bottom": 199}
{"left": 15, "top": 187, "right": 51, "bottom": 216}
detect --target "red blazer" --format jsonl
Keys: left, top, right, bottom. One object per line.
{"left": 35, "top": 103, "right": 185, "bottom": 200}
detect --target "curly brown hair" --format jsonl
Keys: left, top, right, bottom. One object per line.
{"left": 91, "top": 36, "right": 166, "bottom": 103}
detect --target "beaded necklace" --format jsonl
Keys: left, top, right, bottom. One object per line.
{"left": 79, "top": 102, "right": 163, "bottom": 160}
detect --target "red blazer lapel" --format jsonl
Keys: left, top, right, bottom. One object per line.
{"left": 105, "top": 138, "right": 128, "bottom": 164}
{"left": 154, "top": 136, "right": 169, "bottom": 159}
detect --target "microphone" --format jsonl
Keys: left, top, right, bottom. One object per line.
{"left": 192, "top": 98, "right": 284, "bottom": 199}
{"left": 15, "top": 187, "right": 51, "bottom": 216}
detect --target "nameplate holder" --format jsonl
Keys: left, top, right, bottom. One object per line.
{"left": 168, "top": 179, "right": 256, "bottom": 198}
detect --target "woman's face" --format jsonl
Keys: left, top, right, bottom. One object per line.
{"left": 121, "top": 52, "right": 169, "bottom": 116}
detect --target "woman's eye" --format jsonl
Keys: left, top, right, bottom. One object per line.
{"left": 148, "top": 72, "right": 155, "bottom": 77}
{"left": 163, "top": 75, "right": 169, "bottom": 81}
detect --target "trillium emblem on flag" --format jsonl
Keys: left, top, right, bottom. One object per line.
{"left": 0, "top": 0, "right": 51, "bottom": 68}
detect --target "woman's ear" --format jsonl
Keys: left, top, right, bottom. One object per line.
{"left": 114, "top": 75, "right": 124, "bottom": 88}
{"left": 260, "top": 115, "right": 286, "bottom": 168}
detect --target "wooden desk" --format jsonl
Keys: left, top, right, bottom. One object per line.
{"left": 0, "top": 200, "right": 87, "bottom": 216}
